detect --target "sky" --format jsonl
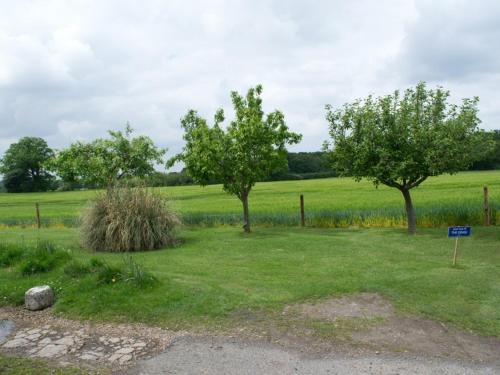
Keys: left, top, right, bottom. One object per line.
{"left": 1, "top": 0, "right": 499, "bottom": 171}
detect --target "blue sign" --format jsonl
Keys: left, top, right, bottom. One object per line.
{"left": 448, "top": 226, "right": 471, "bottom": 237}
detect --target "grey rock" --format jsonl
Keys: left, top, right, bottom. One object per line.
{"left": 25, "top": 285, "right": 55, "bottom": 311}
{"left": 116, "top": 346, "right": 135, "bottom": 354}
{"left": 2, "top": 338, "right": 28, "bottom": 348}
{"left": 35, "top": 343, "right": 67, "bottom": 358}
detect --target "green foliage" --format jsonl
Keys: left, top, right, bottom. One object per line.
{"left": 63, "top": 260, "right": 91, "bottom": 278}
{"left": 19, "top": 241, "right": 70, "bottom": 276}
{"left": 170, "top": 85, "right": 302, "bottom": 232}
{"left": 48, "top": 124, "right": 166, "bottom": 188}
{"left": 470, "top": 130, "right": 500, "bottom": 170}
{"left": 0, "top": 137, "right": 55, "bottom": 193}
{"left": 64, "top": 256, "right": 157, "bottom": 288}
{"left": 0, "top": 243, "right": 24, "bottom": 267}
{"left": 0, "top": 352, "right": 93, "bottom": 375}
{"left": 325, "top": 82, "right": 492, "bottom": 233}
{"left": 95, "top": 261, "right": 123, "bottom": 285}
{"left": 287, "top": 152, "right": 333, "bottom": 174}
{"left": 146, "top": 170, "right": 196, "bottom": 187}
{"left": 121, "top": 255, "right": 159, "bottom": 288}
{"left": 81, "top": 185, "right": 180, "bottom": 252}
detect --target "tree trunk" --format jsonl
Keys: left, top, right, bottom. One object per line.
{"left": 401, "top": 188, "right": 416, "bottom": 234}
{"left": 241, "top": 192, "right": 251, "bottom": 233}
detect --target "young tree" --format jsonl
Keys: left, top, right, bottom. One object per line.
{"left": 325, "top": 82, "right": 490, "bottom": 234}
{"left": 0, "top": 137, "right": 55, "bottom": 192}
{"left": 169, "top": 85, "right": 302, "bottom": 233}
{"left": 48, "top": 125, "right": 165, "bottom": 188}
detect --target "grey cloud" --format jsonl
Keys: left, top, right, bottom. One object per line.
{"left": 0, "top": 0, "right": 498, "bottom": 167}
{"left": 395, "top": 0, "right": 500, "bottom": 82}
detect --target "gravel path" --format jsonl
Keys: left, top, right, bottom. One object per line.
{"left": 126, "top": 336, "right": 500, "bottom": 375}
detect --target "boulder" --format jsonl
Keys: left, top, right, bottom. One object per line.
{"left": 25, "top": 285, "right": 55, "bottom": 311}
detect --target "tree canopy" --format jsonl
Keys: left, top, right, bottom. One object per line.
{"left": 48, "top": 125, "right": 166, "bottom": 188}
{"left": 325, "top": 82, "right": 491, "bottom": 234}
{"left": 0, "top": 137, "right": 55, "bottom": 193}
{"left": 169, "top": 85, "right": 302, "bottom": 232}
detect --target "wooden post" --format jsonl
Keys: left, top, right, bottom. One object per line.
{"left": 452, "top": 237, "right": 459, "bottom": 266}
{"left": 35, "top": 203, "right": 41, "bottom": 229}
{"left": 483, "top": 186, "right": 490, "bottom": 226}
{"left": 300, "top": 194, "right": 305, "bottom": 227}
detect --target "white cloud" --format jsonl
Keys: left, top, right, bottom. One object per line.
{"left": 0, "top": 0, "right": 498, "bottom": 170}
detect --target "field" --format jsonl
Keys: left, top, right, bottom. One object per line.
{"left": 1, "top": 171, "right": 499, "bottom": 228}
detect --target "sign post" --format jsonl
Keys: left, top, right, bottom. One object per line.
{"left": 447, "top": 226, "right": 471, "bottom": 266}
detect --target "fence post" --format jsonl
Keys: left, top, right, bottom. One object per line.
{"left": 300, "top": 194, "right": 305, "bottom": 227}
{"left": 483, "top": 186, "right": 490, "bottom": 226}
{"left": 35, "top": 203, "right": 41, "bottom": 229}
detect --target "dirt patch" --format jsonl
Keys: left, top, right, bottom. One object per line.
{"left": 283, "top": 293, "right": 500, "bottom": 363}
{"left": 353, "top": 316, "right": 500, "bottom": 362}
{"left": 286, "top": 293, "right": 394, "bottom": 321}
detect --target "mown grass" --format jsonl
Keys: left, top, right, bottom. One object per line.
{"left": 0, "top": 226, "right": 498, "bottom": 337}
{"left": 0, "top": 352, "right": 100, "bottom": 374}
{"left": 0, "top": 171, "right": 499, "bottom": 228}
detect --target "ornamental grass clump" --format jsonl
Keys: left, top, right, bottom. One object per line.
{"left": 81, "top": 186, "right": 180, "bottom": 252}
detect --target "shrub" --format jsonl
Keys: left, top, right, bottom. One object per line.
{"left": 0, "top": 243, "right": 24, "bottom": 267}
{"left": 80, "top": 186, "right": 180, "bottom": 252}
{"left": 20, "top": 241, "right": 70, "bottom": 276}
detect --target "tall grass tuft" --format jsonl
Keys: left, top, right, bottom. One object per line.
{"left": 121, "top": 255, "right": 159, "bottom": 288}
{"left": 81, "top": 186, "right": 180, "bottom": 252}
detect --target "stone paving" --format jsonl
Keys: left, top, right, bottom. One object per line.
{"left": 3, "top": 325, "right": 152, "bottom": 365}
{"left": 0, "top": 307, "right": 180, "bottom": 371}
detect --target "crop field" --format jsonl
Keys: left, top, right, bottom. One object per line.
{"left": 0, "top": 170, "right": 499, "bottom": 228}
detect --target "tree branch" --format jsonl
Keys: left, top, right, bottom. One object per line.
{"left": 408, "top": 176, "right": 427, "bottom": 189}
{"left": 379, "top": 178, "right": 403, "bottom": 190}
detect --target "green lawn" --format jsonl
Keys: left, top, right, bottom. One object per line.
{"left": 0, "top": 352, "right": 96, "bottom": 374}
{"left": 1, "top": 226, "right": 499, "bottom": 336}
{"left": 0, "top": 171, "right": 499, "bottom": 228}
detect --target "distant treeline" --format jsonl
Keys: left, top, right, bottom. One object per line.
{"left": 470, "top": 130, "right": 500, "bottom": 170}
{"left": 147, "top": 151, "right": 336, "bottom": 187}
{"left": 1, "top": 131, "right": 500, "bottom": 192}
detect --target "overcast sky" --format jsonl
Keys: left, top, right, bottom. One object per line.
{"left": 1, "top": 0, "right": 499, "bottom": 170}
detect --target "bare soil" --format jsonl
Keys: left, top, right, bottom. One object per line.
{"left": 1, "top": 293, "right": 499, "bottom": 373}
{"left": 285, "top": 293, "right": 395, "bottom": 321}
{"left": 281, "top": 293, "right": 500, "bottom": 362}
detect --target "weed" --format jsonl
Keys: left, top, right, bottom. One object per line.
{"left": 19, "top": 241, "right": 70, "bottom": 276}
{"left": 0, "top": 243, "right": 24, "bottom": 267}
{"left": 63, "top": 260, "right": 91, "bottom": 278}
{"left": 121, "top": 256, "right": 159, "bottom": 288}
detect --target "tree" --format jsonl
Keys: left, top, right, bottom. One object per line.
{"left": 48, "top": 125, "right": 166, "bottom": 188}
{"left": 325, "top": 82, "right": 490, "bottom": 234}
{"left": 287, "top": 152, "right": 333, "bottom": 174}
{"left": 0, "top": 137, "right": 55, "bottom": 192}
{"left": 470, "top": 130, "right": 500, "bottom": 170}
{"left": 169, "top": 85, "right": 302, "bottom": 233}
